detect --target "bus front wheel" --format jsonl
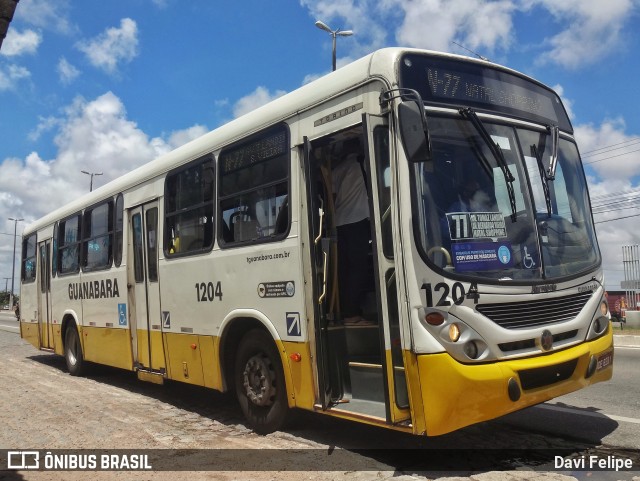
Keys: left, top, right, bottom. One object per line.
{"left": 64, "top": 325, "right": 86, "bottom": 376}
{"left": 235, "top": 329, "right": 288, "bottom": 434}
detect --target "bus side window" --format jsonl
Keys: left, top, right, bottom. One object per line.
{"left": 22, "top": 233, "right": 37, "bottom": 283}
{"left": 218, "top": 124, "right": 290, "bottom": 246}
{"left": 58, "top": 213, "right": 82, "bottom": 275}
{"left": 164, "top": 155, "right": 215, "bottom": 256}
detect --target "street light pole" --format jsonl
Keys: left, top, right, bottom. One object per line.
{"left": 8, "top": 217, "right": 23, "bottom": 310}
{"left": 81, "top": 170, "right": 103, "bottom": 192}
{"left": 314, "top": 20, "right": 353, "bottom": 71}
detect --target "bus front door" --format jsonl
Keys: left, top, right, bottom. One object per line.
{"left": 128, "top": 202, "right": 166, "bottom": 374}
{"left": 304, "top": 115, "right": 410, "bottom": 424}
{"left": 37, "top": 239, "right": 54, "bottom": 350}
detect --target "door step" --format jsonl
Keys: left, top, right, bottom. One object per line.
{"left": 137, "top": 369, "right": 165, "bottom": 385}
{"left": 349, "top": 362, "right": 385, "bottom": 403}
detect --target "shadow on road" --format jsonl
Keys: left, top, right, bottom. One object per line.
{"left": 26, "top": 351, "right": 627, "bottom": 477}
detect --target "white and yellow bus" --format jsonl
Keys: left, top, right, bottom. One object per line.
{"left": 20, "top": 48, "right": 613, "bottom": 436}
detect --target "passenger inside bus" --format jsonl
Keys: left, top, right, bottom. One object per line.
{"left": 332, "top": 139, "right": 375, "bottom": 327}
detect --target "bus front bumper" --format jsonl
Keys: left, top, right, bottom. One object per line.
{"left": 416, "top": 330, "right": 613, "bottom": 436}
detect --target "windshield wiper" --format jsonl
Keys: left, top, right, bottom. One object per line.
{"left": 459, "top": 107, "right": 517, "bottom": 221}
{"left": 546, "top": 124, "right": 559, "bottom": 180}
{"left": 531, "top": 144, "right": 552, "bottom": 217}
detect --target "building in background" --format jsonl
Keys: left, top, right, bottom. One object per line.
{"left": 0, "top": 0, "right": 19, "bottom": 51}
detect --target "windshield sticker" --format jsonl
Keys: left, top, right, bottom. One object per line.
{"left": 453, "top": 242, "right": 513, "bottom": 272}
{"left": 446, "top": 212, "right": 507, "bottom": 240}
{"left": 490, "top": 135, "right": 511, "bottom": 150}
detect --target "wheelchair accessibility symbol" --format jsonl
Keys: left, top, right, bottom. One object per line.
{"left": 118, "top": 303, "right": 127, "bottom": 326}
{"left": 523, "top": 246, "right": 536, "bottom": 269}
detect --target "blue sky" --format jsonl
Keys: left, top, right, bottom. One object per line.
{"left": 1, "top": 0, "right": 640, "bottom": 293}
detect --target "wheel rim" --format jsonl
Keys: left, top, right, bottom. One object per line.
{"left": 242, "top": 353, "right": 276, "bottom": 407}
{"left": 67, "top": 333, "right": 78, "bottom": 366}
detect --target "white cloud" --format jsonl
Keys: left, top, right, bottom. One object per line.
{"left": 57, "top": 57, "right": 80, "bottom": 85}
{"left": 0, "top": 29, "right": 42, "bottom": 57}
{"left": 28, "top": 115, "right": 60, "bottom": 141}
{"left": 550, "top": 84, "right": 574, "bottom": 120}
{"left": 76, "top": 18, "right": 139, "bottom": 74}
{"left": 232, "top": 86, "right": 287, "bottom": 118}
{"left": 0, "top": 91, "right": 207, "bottom": 282}
{"left": 166, "top": 125, "right": 208, "bottom": 149}
{"left": 574, "top": 118, "right": 640, "bottom": 182}
{"left": 525, "top": 0, "right": 636, "bottom": 69}
{"left": 390, "top": 0, "right": 515, "bottom": 54}
{"left": 300, "top": 0, "right": 638, "bottom": 72}
{"left": 14, "top": 0, "right": 75, "bottom": 35}
{"left": 0, "top": 64, "right": 31, "bottom": 91}
{"left": 570, "top": 116, "right": 640, "bottom": 289}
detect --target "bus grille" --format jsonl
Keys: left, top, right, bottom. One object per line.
{"left": 476, "top": 292, "right": 593, "bottom": 329}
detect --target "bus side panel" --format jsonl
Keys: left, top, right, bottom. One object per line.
{"left": 199, "top": 335, "right": 222, "bottom": 390}
{"left": 20, "top": 277, "right": 39, "bottom": 349}
{"left": 164, "top": 332, "right": 205, "bottom": 385}
{"left": 281, "top": 340, "right": 315, "bottom": 409}
{"left": 83, "top": 326, "right": 133, "bottom": 370}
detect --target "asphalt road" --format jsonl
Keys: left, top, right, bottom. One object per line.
{"left": 498, "top": 345, "right": 640, "bottom": 450}
{"left": 0, "top": 319, "right": 638, "bottom": 480}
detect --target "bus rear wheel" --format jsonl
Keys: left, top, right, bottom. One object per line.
{"left": 64, "top": 325, "right": 86, "bottom": 376}
{"left": 235, "top": 329, "right": 288, "bottom": 434}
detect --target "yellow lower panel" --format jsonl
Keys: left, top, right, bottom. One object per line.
{"left": 281, "top": 341, "right": 315, "bottom": 409}
{"left": 164, "top": 333, "right": 204, "bottom": 385}
{"left": 53, "top": 324, "right": 64, "bottom": 356}
{"left": 82, "top": 326, "right": 134, "bottom": 371}
{"left": 418, "top": 332, "right": 614, "bottom": 436}
{"left": 199, "top": 335, "right": 222, "bottom": 390}
{"left": 20, "top": 321, "right": 40, "bottom": 350}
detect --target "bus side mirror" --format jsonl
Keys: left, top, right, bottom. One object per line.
{"left": 398, "top": 101, "right": 432, "bottom": 163}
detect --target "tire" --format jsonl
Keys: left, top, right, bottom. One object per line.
{"left": 235, "top": 329, "right": 289, "bottom": 434}
{"left": 64, "top": 325, "right": 87, "bottom": 376}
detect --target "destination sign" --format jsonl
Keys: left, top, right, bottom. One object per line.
{"left": 220, "top": 127, "right": 288, "bottom": 174}
{"left": 399, "top": 54, "right": 571, "bottom": 131}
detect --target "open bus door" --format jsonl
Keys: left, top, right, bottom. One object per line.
{"left": 362, "top": 113, "right": 411, "bottom": 425}
{"left": 304, "top": 116, "right": 411, "bottom": 424}
{"left": 127, "top": 201, "right": 167, "bottom": 379}
{"left": 37, "top": 239, "right": 54, "bottom": 350}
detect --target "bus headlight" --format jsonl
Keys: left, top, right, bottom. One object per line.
{"left": 449, "top": 323, "right": 461, "bottom": 342}
{"left": 586, "top": 297, "right": 610, "bottom": 341}
{"left": 600, "top": 301, "right": 609, "bottom": 317}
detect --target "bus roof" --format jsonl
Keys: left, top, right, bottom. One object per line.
{"left": 23, "top": 47, "right": 543, "bottom": 236}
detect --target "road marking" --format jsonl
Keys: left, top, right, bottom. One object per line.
{"left": 538, "top": 403, "right": 640, "bottom": 425}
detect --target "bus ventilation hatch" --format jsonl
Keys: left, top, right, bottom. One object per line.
{"left": 517, "top": 358, "right": 578, "bottom": 390}
{"left": 476, "top": 292, "right": 592, "bottom": 329}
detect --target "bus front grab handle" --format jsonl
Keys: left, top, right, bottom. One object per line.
{"left": 318, "top": 252, "right": 328, "bottom": 304}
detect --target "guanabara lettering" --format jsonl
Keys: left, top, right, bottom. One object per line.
{"left": 68, "top": 279, "right": 120, "bottom": 300}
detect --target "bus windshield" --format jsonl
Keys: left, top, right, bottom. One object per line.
{"left": 412, "top": 114, "right": 600, "bottom": 281}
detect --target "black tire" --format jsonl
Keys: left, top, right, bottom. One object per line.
{"left": 235, "top": 329, "right": 289, "bottom": 434}
{"left": 64, "top": 325, "right": 87, "bottom": 376}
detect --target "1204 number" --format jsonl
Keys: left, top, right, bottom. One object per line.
{"left": 421, "top": 282, "right": 479, "bottom": 307}
{"left": 195, "top": 281, "right": 223, "bottom": 302}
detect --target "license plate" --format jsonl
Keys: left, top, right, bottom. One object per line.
{"left": 596, "top": 350, "right": 613, "bottom": 371}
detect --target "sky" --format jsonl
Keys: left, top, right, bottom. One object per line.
{"left": 1, "top": 0, "right": 640, "bottom": 296}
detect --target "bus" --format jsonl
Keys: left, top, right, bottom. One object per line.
{"left": 19, "top": 48, "right": 613, "bottom": 436}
